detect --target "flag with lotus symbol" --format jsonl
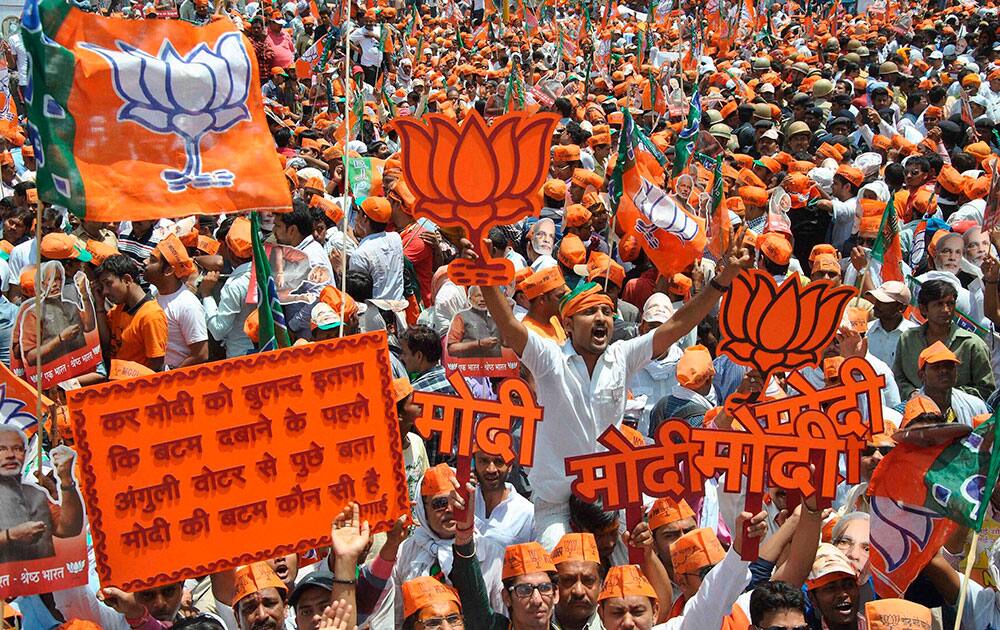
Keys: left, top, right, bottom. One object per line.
{"left": 21, "top": 0, "right": 291, "bottom": 220}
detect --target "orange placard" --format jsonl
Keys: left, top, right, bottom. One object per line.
{"left": 565, "top": 357, "right": 885, "bottom": 510}
{"left": 65, "top": 331, "right": 409, "bottom": 591}
{"left": 412, "top": 372, "right": 543, "bottom": 466}
{"left": 392, "top": 111, "right": 560, "bottom": 286}
{"left": 718, "top": 270, "right": 857, "bottom": 382}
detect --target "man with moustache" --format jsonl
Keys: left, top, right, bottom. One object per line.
{"left": 550, "top": 533, "right": 603, "bottom": 630}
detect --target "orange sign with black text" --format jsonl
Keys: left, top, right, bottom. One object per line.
{"left": 66, "top": 332, "right": 409, "bottom": 591}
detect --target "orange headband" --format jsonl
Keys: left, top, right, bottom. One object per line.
{"left": 559, "top": 282, "right": 614, "bottom": 319}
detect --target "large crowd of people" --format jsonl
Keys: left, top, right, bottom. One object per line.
{"left": 5, "top": 0, "right": 1000, "bottom": 627}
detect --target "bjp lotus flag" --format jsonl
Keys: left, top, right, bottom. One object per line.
{"left": 0, "top": 91, "right": 19, "bottom": 143}
{"left": 610, "top": 111, "right": 706, "bottom": 278}
{"left": 22, "top": 0, "right": 291, "bottom": 221}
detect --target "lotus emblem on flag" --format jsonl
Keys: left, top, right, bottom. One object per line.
{"left": 81, "top": 32, "right": 251, "bottom": 193}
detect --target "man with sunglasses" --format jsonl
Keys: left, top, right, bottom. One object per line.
{"left": 747, "top": 581, "right": 808, "bottom": 630}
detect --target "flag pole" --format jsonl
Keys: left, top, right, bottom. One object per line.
{"left": 33, "top": 195, "right": 42, "bottom": 472}
{"left": 954, "top": 530, "right": 979, "bottom": 630}
{"left": 603, "top": 204, "right": 618, "bottom": 292}
{"left": 340, "top": 14, "right": 352, "bottom": 337}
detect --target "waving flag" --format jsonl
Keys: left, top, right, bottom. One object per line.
{"left": 610, "top": 111, "right": 706, "bottom": 277}
{"left": 706, "top": 154, "right": 731, "bottom": 258}
{"left": 22, "top": 0, "right": 291, "bottom": 221}
{"left": 869, "top": 410, "right": 1000, "bottom": 531}
{"left": 0, "top": 362, "right": 54, "bottom": 436}
{"left": 671, "top": 91, "right": 701, "bottom": 178}
{"left": 251, "top": 212, "right": 290, "bottom": 352}
{"left": 869, "top": 496, "right": 959, "bottom": 599}
{"left": 909, "top": 219, "right": 927, "bottom": 268}
{"left": 871, "top": 196, "right": 904, "bottom": 282}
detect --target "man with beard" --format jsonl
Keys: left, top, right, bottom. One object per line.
{"left": 475, "top": 238, "right": 751, "bottom": 549}
{"left": 55, "top": 580, "right": 187, "bottom": 628}
{"left": 473, "top": 449, "right": 534, "bottom": 547}
{"left": 806, "top": 545, "right": 861, "bottom": 630}
{"left": 550, "top": 533, "right": 603, "bottom": 630}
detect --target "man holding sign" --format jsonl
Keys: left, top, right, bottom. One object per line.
{"left": 468, "top": 237, "right": 752, "bottom": 549}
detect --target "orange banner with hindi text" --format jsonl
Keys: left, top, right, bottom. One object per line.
{"left": 66, "top": 331, "right": 409, "bottom": 591}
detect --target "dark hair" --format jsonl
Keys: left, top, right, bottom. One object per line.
{"left": 928, "top": 85, "right": 947, "bottom": 104}
{"left": 277, "top": 199, "right": 315, "bottom": 238}
{"left": 569, "top": 494, "right": 617, "bottom": 533}
{"left": 749, "top": 581, "right": 806, "bottom": 626}
{"left": 906, "top": 90, "right": 927, "bottom": 112}
{"left": 345, "top": 270, "right": 373, "bottom": 301}
{"left": 403, "top": 324, "right": 442, "bottom": 363}
{"left": 951, "top": 150, "right": 976, "bottom": 174}
{"left": 925, "top": 152, "right": 944, "bottom": 177}
{"left": 884, "top": 162, "right": 905, "bottom": 191}
{"left": 13, "top": 181, "right": 35, "bottom": 196}
{"left": 488, "top": 226, "right": 510, "bottom": 252}
{"left": 907, "top": 156, "right": 931, "bottom": 174}
{"left": 95, "top": 254, "right": 140, "bottom": 281}
{"left": 564, "top": 121, "right": 591, "bottom": 146}
{"left": 553, "top": 97, "right": 573, "bottom": 118}
{"left": 274, "top": 127, "right": 292, "bottom": 148}
{"left": 918, "top": 278, "right": 958, "bottom": 307}
{"left": 170, "top": 614, "right": 226, "bottom": 630}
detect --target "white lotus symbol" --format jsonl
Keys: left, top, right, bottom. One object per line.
{"left": 80, "top": 32, "right": 251, "bottom": 193}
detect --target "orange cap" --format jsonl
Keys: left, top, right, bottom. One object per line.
{"left": 809, "top": 243, "right": 838, "bottom": 262}
{"left": 823, "top": 356, "right": 845, "bottom": 381}
{"left": 845, "top": 306, "right": 868, "bottom": 333}
{"left": 196, "top": 235, "right": 220, "bottom": 256}
{"left": 647, "top": 497, "right": 696, "bottom": 532}
{"left": 156, "top": 233, "right": 196, "bottom": 279}
{"left": 244, "top": 309, "right": 259, "bottom": 344}
{"left": 226, "top": 217, "right": 253, "bottom": 259}
{"left": 565, "top": 204, "right": 593, "bottom": 228}
{"left": 19, "top": 266, "right": 35, "bottom": 297}
{"left": 675, "top": 344, "right": 715, "bottom": 389}
{"left": 902, "top": 395, "right": 941, "bottom": 428}
{"left": 41, "top": 233, "right": 92, "bottom": 262}
{"left": 739, "top": 186, "right": 769, "bottom": 207}
{"left": 571, "top": 168, "right": 604, "bottom": 190}
{"left": 522, "top": 266, "right": 566, "bottom": 301}
{"left": 669, "top": 528, "right": 725, "bottom": 576}
{"left": 618, "top": 235, "right": 641, "bottom": 262}
{"left": 836, "top": 164, "right": 864, "bottom": 188}
{"left": 361, "top": 196, "right": 392, "bottom": 223}
{"left": 598, "top": 565, "right": 658, "bottom": 602}
{"left": 392, "top": 376, "right": 414, "bottom": 404}
{"left": 319, "top": 285, "right": 358, "bottom": 321}
{"left": 551, "top": 533, "right": 601, "bottom": 565}
{"left": 502, "top": 542, "right": 557, "bottom": 579}
{"left": 557, "top": 234, "right": 587, "bottom": 268}
{"left": 311, "top": 194, "right": 344, "bottom": 224}
{"left": 918, "top": 340, "right": 960, "bottom": 370}
{"left": 420, "top": 463, "right": 456, "bottom": 497}
{"left": 233, "top": 562, "right": 287, "bottom": 605}
{"left": 401, "top": 577, "right": 461, "bottom": 620}
{"left": 553, "top": 144, "right": 581, "bottom": 163}
{"left": 586, "top": 253, "right": 625, "bottom": 288}
{"left": 109, "top": 359, "right": 156, "bottom": 380}
{"left": 812, "top": 253, "right": 841, "bottom": 274}
{"left": 758, "top": 232, "right": 792, "bottom": 265}
{"left": 865, "top": 599, "right": 932, "bottom": 630}
{"left": 86, "top": 239, "right": 120, "bottom": 265}
{"left": 542, "top": 179, "right": 567, "bottom": 199}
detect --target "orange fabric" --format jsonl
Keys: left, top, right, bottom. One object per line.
{"left": 233, "top": 562, "right": 287, "bottom": 604}
{"left": 551, "top": 532, "right": 600, "bottom": 565}
{"left": 738, "top": 185, "right": 768, "bottom": 207}
{"left": 553, "top": 144, "right": 581, "bottom": 162}
{"left": 522, "top": 314, "right": 567, "bottom": 343}
{"left": 918, "top": 340, "right": 960, "bottom": 369}
{"left": 559, "top": 283, "right": 614, "bottom": 319}
{"left": 421, "top": 463, "right": 456, "bottom": 497}
{"left": 757, "top": 232, "right": 792, "bottom": 265}
{"left": 522, "top": 266, "right": 566, "bottom": 300}
{"left": 226, "top": 216, "right": 253, "bottom": 258}
{"left": 809, "top": 243, "right": 838, "bottom": 262}
{"left": 836, "top": 164, "right": 864, "bottom": 187}
{"left": 86, "top": 239, "right": 120, "bottom": 265}
{"left": 311, "top": 194, "right": 344, "bottom": 224}
{"left": 107, "top": 299, "right": 168, "bottom": 367}
{"left": 557, "top": 234, "right": 588, "bottom": 267}
{"left": 502, "top": 542, "right": 556, "bottom": 579}
{"left": 598, "top": 565, "right": 658, "bottom": 602}
{"left": 565, "top": 203, "right": 593, "bottom": 228}
{"left": 109, "top": 359, "right": 155, "bottom": 380}
{"left": 401, "top": 577, "right": 461, "bottom": 619}
{"left": 543, "top": 178, "right": 567, "bottom": 199}
{"left": 865, "top": 599, "right": 932, "bottom": 629}
{"left": 670, "top": 528, "right": 725, "bottom": 575}
{"left": 319, "top": 285, "right": 359, "bottom": 322}
{"left": 812, "top": 253, "right": 840, "bottom": 274}
{"left": 393, "top": 376, "right": 414, "bottom": 403}
{"left": 361, "top": 196, "right": 392, "bottom": 223}
{"left": 156, "top": 233, "right": 196, "bottom": 278}
{"left": 676, "top": 344, "right": 715, "bottom": 388}
{"left": 902, "top": 395, "right": 940, "bottom": 427}
{"left": 648, "top": 497, "right": 696, "bottom": 531}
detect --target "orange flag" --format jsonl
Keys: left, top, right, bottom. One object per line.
{"left": 23, "top": 0, "right": 292, "bottom": 220}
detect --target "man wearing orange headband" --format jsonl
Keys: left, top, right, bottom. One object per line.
{"left": 472, "top": 235, "right": 750, "bottom": 549}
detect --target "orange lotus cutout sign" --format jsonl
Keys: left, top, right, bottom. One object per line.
{"left": 718, "top": 270, "right": 857, "bottom": 381}
{"left": 392, "top": 111, "right": 560, "bottom": 286}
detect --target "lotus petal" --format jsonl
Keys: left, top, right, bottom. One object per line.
{"left": 449, "top": 113, "right": 498, "bottom": 204}
{"left": 428, "top": 116, "right": 461, "bottom": 199}
{"left": 507, "top": 114, "right": 559, "bottom": 196}
{"left": 393, "top": 118, "right": 438, "bottom": 200}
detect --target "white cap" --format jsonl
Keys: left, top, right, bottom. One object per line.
{"left": 929, "top": 50, "right": 943, "bottom": 60}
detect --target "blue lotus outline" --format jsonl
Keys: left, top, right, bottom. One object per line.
{"left": 80, "top": 32, "right": 252, "bottom": 193}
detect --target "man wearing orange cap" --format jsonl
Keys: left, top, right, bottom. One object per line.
{"left": 144, "top": 234, "right": 208, "bottom": 369}
{"left": 199, "top": 217, "right": 255, "bottom": 358}
{"left": 520, "top": 266, "right": 569, "bottom": 343}
{"left": 230, "top": 561, "right": 289, "bottom": 630}
{"left": 551, "top": 533, "right": 603, "bottom": 630}
{"left": 540, "top": 180, "right": 568, "bottom": 223}
{"left": 755, "top": 232, "right": 794, "bottom": 282}
{"left": 596, "top": 565, "right": 660, "bottom": 630}
{"left": 350, "top": 196, "right": 405, "bottom": 301}
{"left": 911, "top": 340, "right": 989, "bottom": 426}
{"left": 649, "top": 345, "right": 716, "bottom": 432}
{"left": 400, "top": 576, "right": 464, "bottom": 629}
{"left": 826, "top": 165, "right": 864, "bottom": 249}
{"left": 805, "top": 544, "right": 861, "bottom": 629}
{"left": 563, "top": 204, "right": 594, "bottom": 248}
{"left": 893, "top": 279, "right": 993, "bottom": 401}
{"left": 474, "top": 236, "right": 751, "bottom": 549}
{"left": 647, "top": 497, "right": 697, "bottom": 587}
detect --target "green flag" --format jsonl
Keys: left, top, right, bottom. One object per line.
{"left": 671, "top": 91, "right": 701, "bottom": 178}
{"left": 251, "top": 212, "right": 290, "bottom": 352}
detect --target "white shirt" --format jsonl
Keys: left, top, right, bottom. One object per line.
{"left": 830, "top": 196, "right": 858, "bottom": 250}
{"left": 350, "top": 231, "right": 404, "bottom": 300}
{"left": 349, "top": 25, "right": 383, "bottom": 68}
{"left": 473, "top": 483, "right": 535, "bottom": 548}
{"left": 520, "top": 330, "right": 655, "bottom": 504}
{"left": 866, "top": 316, "right": 918, "bottom": 369}
{"left": 654, "top": 548, "right": 751, "bottom": 630}
{"left": 156, "top": 286, "right": 208, "bottom": 368}
{"left": 6, "top": 238, "right": 35, "bottom": 287}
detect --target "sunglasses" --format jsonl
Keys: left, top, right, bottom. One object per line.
{"left": 429, "top": 496, "right": 450, "bottom": 511}
{"left": 421, "top": 614, "right": 464, "bottom": 629}
{"left": 862, "top": 446, "right": 893, "bottom": 457}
